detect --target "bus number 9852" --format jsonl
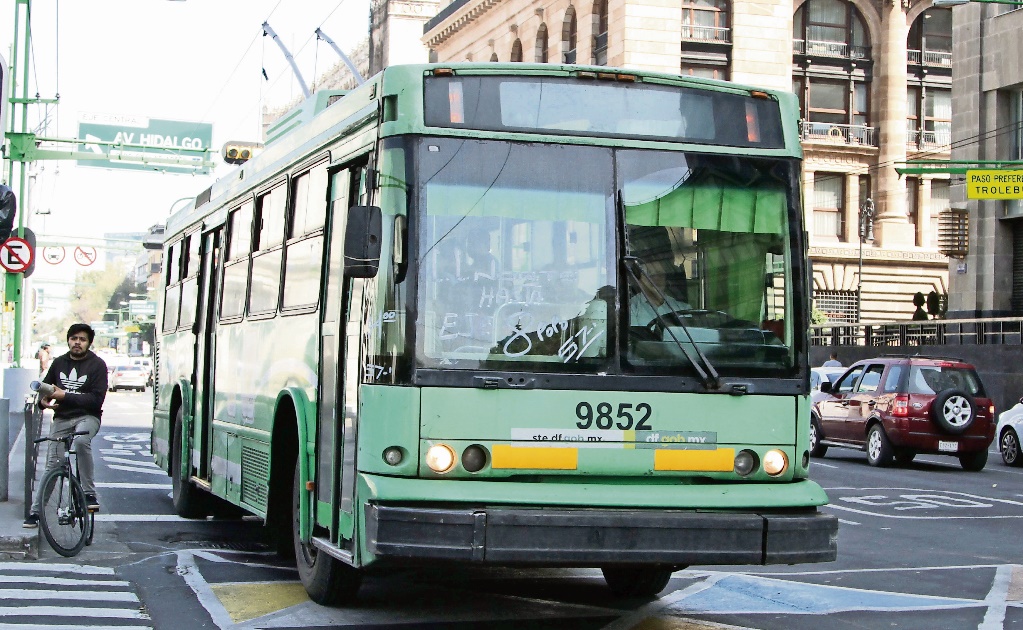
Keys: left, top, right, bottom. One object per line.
{"left": 575, "top": 402, "right": 653, "bottom": 430}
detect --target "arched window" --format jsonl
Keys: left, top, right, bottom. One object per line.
{"left": 792, "top": 0, "right": 874, "bottom": 147}
{"left": 491, "top": 52, "right": 499, "bottom": 62}
{"left": 682, "top": 0, "right": 729, "bottom": 42}
{"left": 592, "top": 0, "right": 608, "bottom": 65}
{"left": 511, "top": 39, "right": 523, "bottom": 62}
{"left": 906, "top": 8, "right": 952, "bottom": 150}
{"left": 536, "top": 23, "right": 549, "bottom": 62}
{"left": 562, "top": 7, "right": 578, "bottom": 63}
{"left": 792, "top": 0, "right": 869, "bottom": 59}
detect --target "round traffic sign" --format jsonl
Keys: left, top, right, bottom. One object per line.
{"left": 74, "top": 246, "right": 97, "bottom": 266}
{"left": 43, "top": 246, "right": 66, "bottom": 264}
{"left": 0, "top": 237, "right": 33, "bottom": 273}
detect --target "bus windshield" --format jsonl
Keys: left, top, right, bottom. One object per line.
{"left": 415, "top": 137, "right": 796, "bottom": 375}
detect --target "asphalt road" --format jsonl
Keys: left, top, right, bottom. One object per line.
{"left": 9, "top": 392, "right": 1023, "bottom": 630}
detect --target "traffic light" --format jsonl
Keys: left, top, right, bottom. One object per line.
{"left": 222, "top": 141, "right": 262, "bottom": 165}
{"left": 0, "top": 184, "right": 16, "bottom": 244}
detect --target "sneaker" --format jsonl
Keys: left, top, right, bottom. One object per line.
{"left": 85, "top": 493, "right": 100, "bottom": 512}
{"left": 23, "top": 514, "right": 39, "bottom": 529}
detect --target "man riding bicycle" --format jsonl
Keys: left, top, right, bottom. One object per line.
{"left": 24, "top": 323, "right": 108, "bottom": 529}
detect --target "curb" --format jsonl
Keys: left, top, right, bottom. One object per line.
{"left": 0, "top": 530, "right": 38, "bottom": 560}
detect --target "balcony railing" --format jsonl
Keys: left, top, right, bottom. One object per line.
{"left": 906, "top": 129, "right": 952, "bottom": 150}
{"left": 907, "top": 49, "right": 953, "bottom": 67}
{"left": 681, "top": 25, "right": 731, "bottom": 43}
{"left": 800, "top": 121, "right": 878, "bottom": 147}
{"left": 811, "top": 317, "right": 1023, "bottom": 347}
{"left": 793, "top": 39, "right": 869, "bottom": 60}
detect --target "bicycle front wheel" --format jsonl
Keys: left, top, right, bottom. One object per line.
{"left": 39, "top": 469, "right": 89, "bottom": 557}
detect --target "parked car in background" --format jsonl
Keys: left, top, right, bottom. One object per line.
{"left": 109, "top": 364, "right": 148, "bottom": 392}
{"left": 996, "top": 397, "right": 1023, "bottom": 466}
{"left": 131, "top": 357, "right": 154, "bottom": 386}
{"left": 811, "top": 366, "right": 846, "bottom": 404}
{"left": 810, "top": 355, "right": 996, "bottom": 470}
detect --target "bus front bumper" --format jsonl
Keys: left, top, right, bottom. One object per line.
{"left": 365, "top": 504, "right": 838, "bottom": 566}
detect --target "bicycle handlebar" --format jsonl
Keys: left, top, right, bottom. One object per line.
{"left": 33, "top": 430, "right": 91, "bottom": 445}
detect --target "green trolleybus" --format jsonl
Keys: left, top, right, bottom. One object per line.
{"left": 152, "top": 63, "right": 838, "bottom": 604}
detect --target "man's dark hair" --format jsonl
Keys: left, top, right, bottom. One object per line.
{"left": 67, "top": 323, "right": 95, "bottom": 344}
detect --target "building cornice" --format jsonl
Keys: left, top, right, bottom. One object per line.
{"left": 810, "top": 245, "right": 949, "bottom": 265}
{"left": 424, "top": 0, "right": 504, "bottom": 47}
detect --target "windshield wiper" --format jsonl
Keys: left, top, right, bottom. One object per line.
{"left": 616, "top": 191, "right": 720, "bottom": 390}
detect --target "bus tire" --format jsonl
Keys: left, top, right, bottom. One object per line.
{"left": 601, "top": 566, "right": 675, "bottom": 598}
{"left": 172, "top": 408, "right": 208, "bottom": 518}
{"left": 293, "top": 462, "right": 361, "bottom": 605}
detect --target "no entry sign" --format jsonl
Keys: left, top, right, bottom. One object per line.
{"left": 0, "top": 237, "right": 33, "bottom": 273}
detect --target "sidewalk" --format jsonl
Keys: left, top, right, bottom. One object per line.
{"left": 0, "top": 412, "right": 40, "bottom": 560}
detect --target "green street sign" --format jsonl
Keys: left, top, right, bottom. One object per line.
{"left": 77, "top": 113, "right": 213, "bottom": 174}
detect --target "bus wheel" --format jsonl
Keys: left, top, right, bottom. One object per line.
{"left": 172, "top": 409, "right": 208, "bottom": 518}
{"left": 292, "top": 462, "right": 361, "bottom": 605}
{"left": 601, "top": 566, "right": 676, "bottom": 597}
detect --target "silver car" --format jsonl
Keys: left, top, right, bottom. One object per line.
{"left": 109, "top": 365, "right": 148, "bottom": 392}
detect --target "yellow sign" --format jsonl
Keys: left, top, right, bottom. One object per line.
{"left": 123, "top": 324, "right": 140, "bottom": 333}
{"left": 966, "top": 170, "right": 1023, "bottom": 199}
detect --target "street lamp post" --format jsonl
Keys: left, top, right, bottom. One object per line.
{"left": 857, "top": 198, "right": 876, "bottom": 322}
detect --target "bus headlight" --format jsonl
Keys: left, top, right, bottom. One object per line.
{"left": 383, "top": 447, "right": 404, "bottom": 466}
{"left": 425, "top": 444, "right": 457, "bottom": 473}
{"left": 764, "top": 449, "right": 788, "bottom": 476}
{"left": 461, "top": 444, "right": 489, "bottom": 473}
{"left": 733, "top": 450, "right": 759, "bottom": 476}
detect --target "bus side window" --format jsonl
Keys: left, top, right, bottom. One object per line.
{"left": 283, "top": 162, "right": 328, "bottom": 310}
{"left": 180, "top": 232, "right": 201, "bottom": 330}
{"left": 221, "top": 201, "right": 254, "bottom": 321}
{"left": 250, "top": 183, "right": 287, "bottom": 315}
{"left": 163, "top": 240, "right": 182, "bottom": 332}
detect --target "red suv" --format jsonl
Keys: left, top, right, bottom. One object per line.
{"left": 810, "top": 355, "right": 995, "bottom": 470}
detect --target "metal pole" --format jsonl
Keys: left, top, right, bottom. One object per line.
{"left": 262, "top": 22, "right": 312, "bottom": 99}
{"left": 857, "top": 198, "right": 874, "bottom": 323}
{"left": 314, "top": 28, "right": 366, "bottom": 85}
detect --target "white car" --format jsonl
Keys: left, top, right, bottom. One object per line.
{"left": 996, "top": 397, "right": 1023, "bottom": 466}
{"left": 810, "top": 366, "right": 847, "bottom": 404}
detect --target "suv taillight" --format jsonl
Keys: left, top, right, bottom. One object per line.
{"left": 893, "top": 394, "right": 910, "bottom": 417}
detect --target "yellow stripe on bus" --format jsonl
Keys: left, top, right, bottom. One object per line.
{"left": 654, "top": 448, "right": 735, "bottom": 472}
{"left": 491, "top": 445, "right": 579, "bottom": 470}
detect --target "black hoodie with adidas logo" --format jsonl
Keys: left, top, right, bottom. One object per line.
{"left": 40, "top": 350, "right": 108, "bottom": 421}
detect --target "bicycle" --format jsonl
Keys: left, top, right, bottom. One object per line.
{"left": 33, "top": 430, "right": 96, "bottom": 557}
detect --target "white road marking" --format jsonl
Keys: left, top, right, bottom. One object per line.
{"left": 95, "top": 514, "right": 193, "bottom": 522}
{"left": 0, "top": 562, "right": 113, "bottom": 574}
{"left": 979, "top": 564, "right": 1013, "bottom": 629}
{"left": 0, "top": 606, "right": 148, "bottom": 619}
{"left": 96, "top": 482, "right": 170, "bottom": 489}
{"left": 0, "top": 575, "right": 130, "bottom": 587}
{"left": 107, "top": 464, "right": 168, "bottom": 476}
{"left": 175, "top": 550, "right": 235, "bottom": 630}
{"left": 103, "top": 456, "right": 160, "bottom": 467}
{"left": 0, "top": 588, "right": 138, "bottom": 602}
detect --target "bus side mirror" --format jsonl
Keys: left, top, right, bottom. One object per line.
{"left": 820, "top": 381, "right": 832, "bottom": 394}
{"left": 343, "top": 205, "right": 382, "bottom": 278}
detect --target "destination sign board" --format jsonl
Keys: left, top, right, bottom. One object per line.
{"left": 966, "top": 169, "right": 1023, "bottom": 200}
{"left": 77, "top": 113, "right": 213, "bottom": 174}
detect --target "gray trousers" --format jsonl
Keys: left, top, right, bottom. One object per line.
{"left": 32, "top": 415, "right": 101, "bottom": 514}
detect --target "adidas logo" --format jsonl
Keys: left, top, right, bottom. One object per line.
{"left": 59, "top": 368, "right": 88, "bottom": 393}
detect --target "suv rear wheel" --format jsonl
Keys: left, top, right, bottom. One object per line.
{"left": 932, "top": 388, "right": 976, "bottom": 434}
{"left": 959, "top": 448, "right": 988, "bottom": 472}
{"left": 866, "top": 424, "right": 893, "bottom": 467}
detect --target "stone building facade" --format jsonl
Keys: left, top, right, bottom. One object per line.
{"left": 948, "top": 3, "right": 1023, "bottom": 319}
{"left": 416, "top": 0, "right": 957, "bottom": 322}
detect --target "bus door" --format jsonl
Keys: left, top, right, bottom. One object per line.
{"left": 194, "top": 227, "right": 222, "bottom": 481}
{"left": 315, "top": 160, "right": 368, "bottom": 543}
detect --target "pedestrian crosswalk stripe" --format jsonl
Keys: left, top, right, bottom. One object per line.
{"left": 0, "top": 589, "right": 138, "bottom": 602}
{"left": 0, "top": 576, "right": 131, "bottom": 587}
{"left": 0, "top": 606, "right": 148, "bottom": 619}
{"left": 0, "top": 626, "right": 151, "bottom": 630}
{"left": 0, "top": 562, "right": 113, "bottom": 575}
